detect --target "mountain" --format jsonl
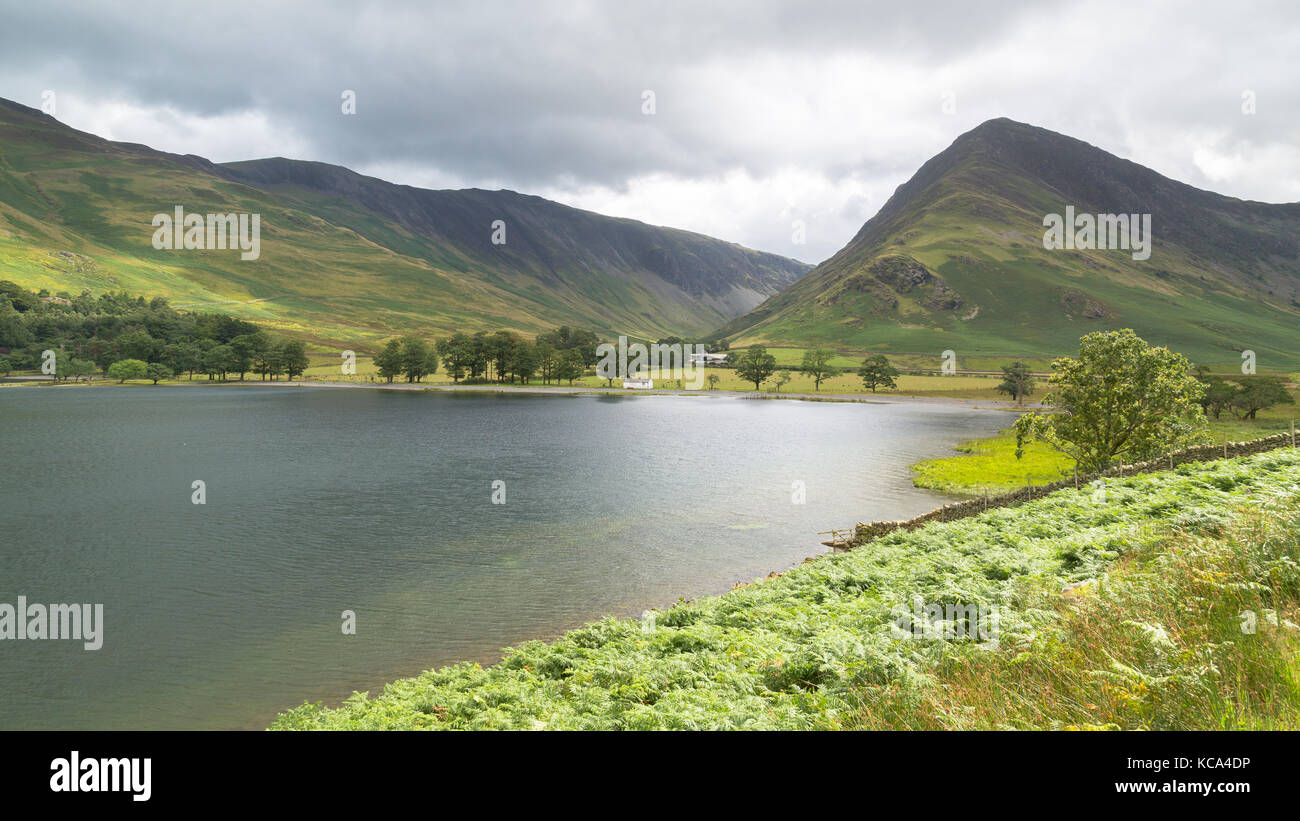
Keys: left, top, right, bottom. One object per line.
{"left": 0, "top": 97, "right": 808, "bottom": 348}
{"left": 717, "top": 118, "right": 1300, "bottom": 369}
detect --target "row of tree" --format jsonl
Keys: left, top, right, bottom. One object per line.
{"left": 0, "top": 282, "right": 308, "bottom": 382}
{"left": 370, "top": 325, "right": 603, "bottom": 385}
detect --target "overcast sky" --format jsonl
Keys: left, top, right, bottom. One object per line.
{"left": 2, "top": 0, "right": 1296, "bottom": 263}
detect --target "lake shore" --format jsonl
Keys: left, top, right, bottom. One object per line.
{"left": 84, "top": 375, "right": 1042, "bottom": 412}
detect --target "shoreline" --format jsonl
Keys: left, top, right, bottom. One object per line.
{"left": 1, "top": 374, "right": 1039, "bottom": 412}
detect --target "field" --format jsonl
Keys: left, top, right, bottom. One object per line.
{"left": 271, "top": 447, "right": 1300, "bottom": 730}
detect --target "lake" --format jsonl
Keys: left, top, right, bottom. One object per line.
{"left": 0, "top": 385, "right": 1007, "bottom": 729}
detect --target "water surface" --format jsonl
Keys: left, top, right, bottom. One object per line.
{"left": 0, "top": 385, "right": 1006, "bottom": 728}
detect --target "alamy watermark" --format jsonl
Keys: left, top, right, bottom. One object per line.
{"left": 0, "top": 596, "right": 103, "bottom": 650}
{"left": 152, "top": 206, "right": 261, "bottom": 261}
{"left": 1043, "top": 206, "right": 1151, "bottom": 261}
{"left": 596, "top": 336, "right": 707, "bottom": 390}
{"left": 891, "top": 596, "right": 999, "bottom": 649}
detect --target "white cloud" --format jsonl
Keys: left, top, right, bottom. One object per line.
{"left": 2, "top": 0, "right": 1297, "bottom": 260}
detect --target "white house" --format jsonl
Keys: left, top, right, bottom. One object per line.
{"left": 687, "top": 352, "right": 729, "bottom": 365}
{"left": 623, "top": 377, "right": 654, "bottom": 389}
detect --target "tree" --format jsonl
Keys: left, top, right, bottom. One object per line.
{"left": 706, "top": 373, "right": 720, "bottom": 390}
{"left": 374, "top": 340, "right": 403, "bottom": 383}
{"left": 772, "top": 369, "right": 792, "bottom": 393}
{"left": 801, "top": 348, "right": 835, "bottom": 391}
{"left": 511, "top": 344, "right": 538, "bottom": 384}
{"left": 1014, "top": 329, "right": 1206, "bottom": 473}
{"left": 398, "top": 336, "right": 432, "bottom": 382}
{"left": 1199, "top": 376, "right": 1238, "bottom": 419}
{"left": 146, "top": 362, "right": 171, "bottom": 384}
{"left": 536, "top": 343, "right": 560, "bottom": 384}
{"left": 56, "top": 356, "right": 95, "bottom": 382}
{"left": 166, "top": 342, "right": 202, "bottom": 380}
{"left": 557, "top": 348, "right": 584, "bottom": 385}
{"left": 995, "top": 361, "right": 1035, "bottom": 405}
{"left": 734, "top": 345, "right": 776, "bottom": 390}
{"left": 437, "top": 334, "right": 476, "bottom": 382}
{"left": 113, "top": 329, "right": 161, "bottom": 363}
{"left": 281, "top": 341, "right": 309, "bottom": 380}
{"left": 229, "top": 333, "right": 267, "bottom": 380}
{"left": 1232, "top": 375, "right": 1293, "bottom": 420}
{"left": 487, "top": 331, "right": 522, "bottom": 381}
{"left": 202, "top": 345, "right": 236, "bottom": 380}
{"left": 858, "top": 354, "right": 899, "bottom": 392}
{"left": 0, "top": 355, "right": 10, "bottom": 375}
{"left": 107, "top": 358, "right": 148, "bottom": 383}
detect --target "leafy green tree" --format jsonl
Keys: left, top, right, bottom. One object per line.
{"left": 165, "top": 342, "right": 202, "bottom": 379}
{"left": 706, "top": 373, "right": 720, "bottom": 390}
{"left": 281, "top": 341, "right": 310, "bottom": 380}
{"left": 375, "top": 340, "right": 403, "bottom": 383}
{"left": 995, "top": 361, "right": 1036, "bottom": 405}
{"left": 0, "top": 354, "right": 11, "bottom": 375}
{"left": 487, "top": 331, "right": 521, "bottom": 382}
{"left": 108, "top": 358, "right": 148, "bottom": 383}
{"left": 437, "top": 334, "right": 477, "bottom": 382}
{"left": 1232, "top": 375, "right": 1294, "bottom": 420}
{"left": 262, "top": 344, "right": 284, "bottom": 380}
{"left": 511, "top": 344, "right": 538, "bottom": 384}
{"left": 55, "top": 356, "right": 95, "bottom": 382}
{"left": 202, "top": 344, "right": 236, "bottom": 380}
{"left": 557, "top": 348, "right": 584, "bottom": 385}
{"left": 398, "top": 336, "right": 432, "bottom": 382}
{"left": 229, "top": 333, "right": 266, "bottom": 380}
{"left": 146, "top": 362, "right": 171, "bottom": 384}
{"left": 801, "top": 348, "right": 835, "bottom": 391}
{"left": 1198, "top": 375, "right": 1238, "bottom": 419}
{"left": 858, "top": 354, "right": 899, "bottom": 392}
{"left": 0, "top": 299, "right": 32, "bottom": 349}
{"left": 113, "top": 329, "right": 162, "bottom": 363}
{"left": 772, "top": 369, "right": 792, "bottom": 393}
{"left": 536, "top": 343, "right": 560, "bottom": 384}
{"left": 735, "top": 345, "right": 776, "bottom": 390}
{"left": 1014, "top": 329, "right": 1206, "bottom": 472}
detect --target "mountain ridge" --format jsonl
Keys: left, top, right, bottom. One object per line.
{"left": 718, "top": 117, "right": 1300, "bottom": 367}
{"left": 0, "top": 96, "right": 809, "bottom": 347}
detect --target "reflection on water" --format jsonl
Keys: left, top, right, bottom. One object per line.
{"left": 0, "top": 386, "right": 1006, "bottom": 728}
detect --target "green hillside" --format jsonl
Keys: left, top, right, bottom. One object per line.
{"left": 0, "top": 98, "right": 808, "bottom": 350}
{"left": 717, "top": 118, "right": 1300, "bottom": 370}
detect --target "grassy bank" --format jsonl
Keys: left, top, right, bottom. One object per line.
{"left": 271, "top": 448, "right": 1300, "bottom": 730}
{"left": 836, "top": 503, "right": 1300, "bottom": 729}
{"left": 913, "top": 400, "right": 1300, "bottom": 496}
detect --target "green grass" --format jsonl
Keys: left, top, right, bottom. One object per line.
{"left": 913, "top": 397, "right": 1300, "bottom": 496}
{"left": 912, "top": 429, "right": 1075, "bottom": 495}
{"left": 835, "top": 501, "right": 1300, "bottom": 730}
{"left": 270, "top": 448, "right": 1300, "bottom": 730}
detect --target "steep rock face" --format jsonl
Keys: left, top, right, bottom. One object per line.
{"left": 715, "top": 118, "right": 1300, "bottom": 368}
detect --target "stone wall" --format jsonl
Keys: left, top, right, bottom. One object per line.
{"left": 850, "top": 432, "right": 1295, "bottom": 547}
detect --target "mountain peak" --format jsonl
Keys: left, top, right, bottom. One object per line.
{"left": 717, "top": 119, "right": 1300, "bottom": 367}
